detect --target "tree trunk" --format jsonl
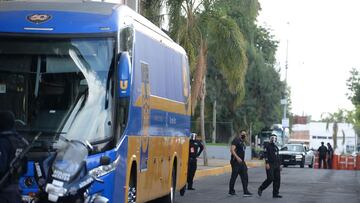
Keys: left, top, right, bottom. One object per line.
{"left": 333, "top": 122, "right": 338, "bottom": 150}
{"left": 191, "top": 40, "right": 207, "bottom": 114}
{"left": 212, "top": 100, "right": 217, "bottom": 144}
{"left": 201, "top": 76, "right": 208, "bottom": 166}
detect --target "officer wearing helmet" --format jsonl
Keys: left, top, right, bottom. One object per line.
{"left": 187, "top": 133, "right": 204, "bottom": 190}
{"left": 0, "top": 111, "right": 28, "bottom": 203}
{"left": 258, "top": 134, "right": 282, "bottom": 198}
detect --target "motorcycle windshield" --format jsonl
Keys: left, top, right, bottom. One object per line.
{"left": 52, "top": 140, "right": 88, "bottom": 181}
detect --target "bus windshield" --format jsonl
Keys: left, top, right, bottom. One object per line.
{"left": 0, "top": 37, "right": 115, "bottom": 145}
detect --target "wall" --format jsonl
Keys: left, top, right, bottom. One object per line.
{"left": 205, "top": 145, "right": 252, "bottom": 161}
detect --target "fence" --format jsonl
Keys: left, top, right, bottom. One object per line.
{"left": 314, "top": 153, "right": 360, "bottom": 170}
{"left": 191, "top": 121, "right": 234, "bottom": 144}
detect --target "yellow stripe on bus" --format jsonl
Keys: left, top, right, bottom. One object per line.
{"left": 134, "top": 95, "right": 191, "bottom": 116}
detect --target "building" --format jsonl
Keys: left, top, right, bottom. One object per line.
{"left": 291, "top": 122, "right": 357, "bottom": 154}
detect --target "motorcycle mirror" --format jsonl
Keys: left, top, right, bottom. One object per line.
{"left": 100, "top": 156, "right": 111, "bottom": 166}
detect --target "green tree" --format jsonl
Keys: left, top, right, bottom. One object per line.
{"left": 142, "top": 0, "right": 284, "bottom": 147}
{"left": 346, "top": 68, "right": 360, "bottom": 145}
{"left": 166, "top": 0, "right": 249, "bottom": 164}
{"left": 140, "top": 0, "right": 164, "bottom": 27}
{"left": 347, "top": 68, "right": 360, "bottom": 105}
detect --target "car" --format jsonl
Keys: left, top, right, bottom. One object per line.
{"left": 279, "top": 144, "right": 314, "bottom": 168}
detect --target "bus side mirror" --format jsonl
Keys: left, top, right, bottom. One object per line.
{"left": 117, "top": 52, "right": 131, "bottom": 97}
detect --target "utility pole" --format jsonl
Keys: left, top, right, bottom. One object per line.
{"left": 283, "top": 39, "right": 289, "bottom": 120}
{"left": 281, "top": 38, "right": 290, "bottom": 145}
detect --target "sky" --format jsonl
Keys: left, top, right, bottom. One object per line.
{"left": 257, "top": 0, "right": 359, "bottom": 120}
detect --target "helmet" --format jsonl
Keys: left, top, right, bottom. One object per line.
{"left": 190, "top": 133, "right": 197, "bottom": 140}
{"left": 270, "top": 134, "right": 277, "bottom": 143}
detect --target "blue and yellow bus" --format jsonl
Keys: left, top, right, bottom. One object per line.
{"left": 0, "top": 1, "right": 191, "bottom": 202}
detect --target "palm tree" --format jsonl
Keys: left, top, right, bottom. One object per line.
{"left": 143, "top": 0, "right": 248, "bottom": 165}
{"left": 321, "top": 109, "right": 347, "bottom": 151}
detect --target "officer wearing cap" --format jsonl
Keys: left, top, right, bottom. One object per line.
{"left": 187, "top": 133, "right": 204, "bottom": 190}
{"left": 0, "top": 111, "right": 28, "bottom": 203}
{"left": 258, "top": 134, "right": 282, "bottom": 198}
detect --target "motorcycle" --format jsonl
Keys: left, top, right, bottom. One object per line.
{"left": 33, "top": 138, "right": 108, "bottom": 203}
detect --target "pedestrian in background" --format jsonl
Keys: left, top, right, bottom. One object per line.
{"left": 317, "top": 142, "right": 328, "bottom": 169}
{"left": 228, "top": 130, "right": 252, "bottom": 197}
{"left": 327, "top": 143, "right": 334, "bottom": 169}
{"left": 258, "top": 134, "right": 282, "bottom": 198}
{"left": 187, "top": 133, "right": 204, "bottom": 190}
{"left": 0, "top": 111, "right": 28, "bottom": 203}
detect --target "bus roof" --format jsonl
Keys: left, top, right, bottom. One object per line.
{"left": 0, "top": 1, "right": 176, "bottom": 44}
{"left": 0, "top": 1, "right": 118, "bottom": 15}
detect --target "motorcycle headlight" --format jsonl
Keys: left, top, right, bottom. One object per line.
{"left": 45, "top": 180, "right": 67, "bottom": 202}
{"left": 89, "top": 156, "right": 120, "bottom": 178}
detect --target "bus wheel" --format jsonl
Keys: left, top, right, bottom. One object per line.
{"left": 128, "top": 168, "right": 137, "bottom": 203}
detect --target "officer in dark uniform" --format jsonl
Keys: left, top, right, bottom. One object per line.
{"left": 228, "top": 130, "right": 252, "bottom": 197}
{"left": 317, "top": 142, "right": 328, "bottom": 169}
{"left": 258, "top": 134, "right": 282, "bottom": 198}
{"left": 0, "top": 111, "right": 28, "bottom": 203}
{"left": 327, "top": 143, "right": 334, "bottom": 169}
{"left": 187, "top": 133, "right": 204, "bottom": 190}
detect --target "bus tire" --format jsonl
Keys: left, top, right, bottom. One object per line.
{"left": 128, "top": 163, "right": 137, "bottom": 203}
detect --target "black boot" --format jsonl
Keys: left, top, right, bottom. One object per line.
{"left": 273, "top": 194, "right": 282, "bottom": 198}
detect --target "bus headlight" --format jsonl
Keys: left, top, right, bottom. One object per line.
{"left": 89, "top": 156, "right": 120, "bottom": 178}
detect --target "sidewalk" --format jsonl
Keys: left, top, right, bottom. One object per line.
{"left": 195, "top": 158, "right": 264, "bottom": 179}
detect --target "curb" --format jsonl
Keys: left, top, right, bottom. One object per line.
{"left": 195, "top": 161, "right": 264, "bottom": 179}
{"left": 195, "top": 165, "right": 232, "bottom": 179}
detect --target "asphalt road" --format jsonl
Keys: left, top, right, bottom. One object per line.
{"left": 175, "top": 166, "right": 360, "bottom": 203}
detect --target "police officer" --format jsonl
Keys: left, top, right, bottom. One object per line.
{"left": 187, "top": 133, "right": 204, "bottom": 190}
{"left": 327, "top": 143, "right": 334, "bottom": 169}
{"left": 0, "top": 111, "right": 28, "bottom": 203}
{"left": 228, "top": 130, "right": 252, "bottom": 197}
{"left": 317, "top": 142, "right": 328, "bottom": 169}
{"left": 258, "top": 134, "right": 282, "bottom": 198}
